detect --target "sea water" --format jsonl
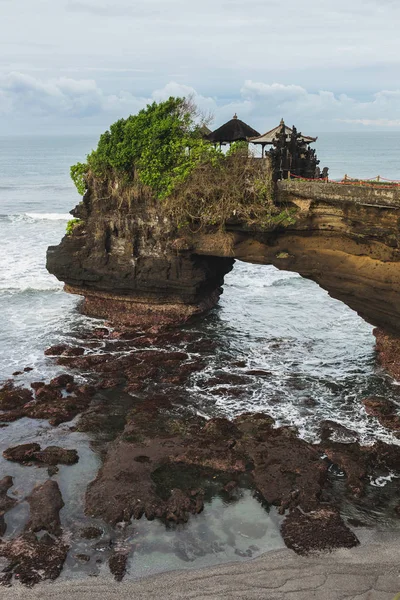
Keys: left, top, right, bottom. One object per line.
{"left": 1, "top": 132, "right": 400, "bottom": 578}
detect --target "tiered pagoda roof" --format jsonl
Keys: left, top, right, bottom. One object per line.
{"left": 207, "top": 114, "right": 260, "bottom": 144}
{"left": 250, "top": 119, "right": 317, "bottom": 145}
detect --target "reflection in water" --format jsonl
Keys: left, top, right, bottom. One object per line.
{"left": 61, "top": 491, "right": 284, "bottom": 580}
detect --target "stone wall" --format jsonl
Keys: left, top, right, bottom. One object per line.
{"left": 278, "top": 179, "right": 400, "bottom": 209}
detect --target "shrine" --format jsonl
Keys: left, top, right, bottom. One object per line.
{"left": 207, "top": 114, "right": 260, "bottom": 146}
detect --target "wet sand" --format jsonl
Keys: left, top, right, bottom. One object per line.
{"left": 1, "top": 531, "right": 399, "bottom": 600}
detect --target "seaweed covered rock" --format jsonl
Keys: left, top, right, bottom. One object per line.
{"left": 3, "top": 443, "right": 78, "bottom": 466}
{"left": 0, "top": 476, "right": 16, "bottom": 537}
{"left": 25, "top": 480, "right": 64, "bottom": 536}
{"left": 281, "top": 507, "right": 359, "bottom": 555}
{"left": 0, "top": 381, "right": 33, "bottom": 411}
{"left": 0, "top": 533, "right": 69, "bottom": 587}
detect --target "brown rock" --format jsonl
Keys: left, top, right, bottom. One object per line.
{"left": 76, "top": 553, "right": 90, "bottom": 562}
{"left": 25, "top": 480, "right": 64, "bottom": 536}
{"left": 319, "top": 420, "right": 359, "bottom": 442}
{"left": 0, "top": 476, "right": 17, "bottom": 537}
{"left": 223, "top": 481, "right": 238, "bottom": 495}
{"left": 86, "top": 410, "right": 327, "bottom": 527}
{"left": 22, "top": 383, "right": 95, "bottom": 426}
{"left": 281, "top": 507, "right": 359, "bottom": 555}
{"left": 50, "top": 374, "right": 74, "bottom": 388}
{"left": 321, "top": 438, "right": 400, "bottom": 495}
{"left": 30, "top": 381, "right": 45, "bottom": 391}
{"left": 3, "top": 443, "right": 41, "bottom": 463}
{"left": 374, "top": 328, "right": 400, "bottom": 380}
{"left": 0, "top": 533, "right": 69, "bottom": 586}
{"left": 92, "top": 328, "right": 110, "bottom": 339}
{"left": 362, "top": 397, "right": 400, "bottom": 432}
{"left": 80, "top": 526, "right": 103, "bottom": 539}
{"left": 0, "top": 382, "right": 33, "bottom": 410}
{"left": 44, "top": 344, "right": 68, "bottom": 356}
{"left": 64, "top": 347, "right": 85, "bottom": 357}
{"left": 33, "top": 446, "right": 79, "bottom": 466}
{"left": 0, "top": 515, "right": 6, "bottom": 538}
{"left": 245, "top": 370, "right": 272, "bottom": 377}
{"left": 109, "top": 552, "right": 128, "bottom": 581}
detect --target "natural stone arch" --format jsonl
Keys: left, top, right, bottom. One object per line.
{"left": 47, "top": 179, "right": 400, "bottom": 375}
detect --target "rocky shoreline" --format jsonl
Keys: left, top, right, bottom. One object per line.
{"left": 0, "top": 325, "right": 399, "bottom": 586}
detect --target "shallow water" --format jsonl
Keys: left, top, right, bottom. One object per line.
{"left": 1, "top": 133, "right": 400, "bottom": 580}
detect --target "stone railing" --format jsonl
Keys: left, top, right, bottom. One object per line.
{"left": 278, "top": 179, "right": 400, "bottom": 209}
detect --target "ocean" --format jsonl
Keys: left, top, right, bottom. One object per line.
{"left": 0, "top": 132, "right": 400, "bottom": 579}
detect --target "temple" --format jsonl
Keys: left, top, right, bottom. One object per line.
{"left": 250, "top": 118, "right": 317, "bottom": 158}
{"left": 207, "top": 114, "right": 260, "bottom": 146}
{"left": 208, "top": 116, "right": 326, "bottom": 181}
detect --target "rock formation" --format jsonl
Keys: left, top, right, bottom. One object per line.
{"left": 47, "top": 177, "right": 233, "bottom": 328}
{"left": 47, "top": 175, "right": 400, "bottom": 372}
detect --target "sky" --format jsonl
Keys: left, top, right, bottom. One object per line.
{"left": 1, "top": 0, "right": 400, "bottom": 136}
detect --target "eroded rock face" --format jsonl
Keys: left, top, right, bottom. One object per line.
{"left": 46, "top": 178, "right": 234, "bottom": 328}
{"left": 47, "top": 177, "right": 400, "bottom": 338}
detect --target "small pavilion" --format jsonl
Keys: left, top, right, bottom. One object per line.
{"left": 249, "top": 119, "right": 317, "bottom": 157}
{"left": 207, "top": 114, "right": 260, "bottom": 146}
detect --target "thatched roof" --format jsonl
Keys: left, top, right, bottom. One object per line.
{"left": 198, "top": 124, "right": 212, "bottom": 139}
{"left": 208, "top": 114, "right": 260, "bottom": 144}
{"left": 250, "top": 119, "right": 317, "bottom": 145}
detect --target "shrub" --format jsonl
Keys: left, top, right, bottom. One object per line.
{"left": 71, "top": 96, "right": 216, "bottom": 199}
{"left": 70, "top": 163, "right": 88, "bottom": 196}
{"left": 66, "top": 219, "right": 83, "bottom": 235}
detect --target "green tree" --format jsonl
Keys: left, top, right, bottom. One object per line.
{"left": 71, "top": 96, "right": 218, "bottom": 199}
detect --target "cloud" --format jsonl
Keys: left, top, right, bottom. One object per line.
{"left": 0, "top": 72, "right": 104, "bottom": 117}
{"left": 0, "top": 71, "right": 149, "bottom": 118}
{"left": 1, "top": 72, "right": 400, "bottom": 132}
{"left": 339, "top": 118, "right": 400, "bottom": 127}
{"left": 66, "top": 0, "right": 162, "bottom": 17}
{"left": 235, "top": 81, "right": 400, "bottom": 130}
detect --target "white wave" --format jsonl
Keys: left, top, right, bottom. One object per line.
{"left": 370, "top": 472, "right": 400, "bottom": 488}
{"left": 24, "top": 212, "right": 71, "bottom": 221}
{"left": 0, "top": 284, "right": 63, "bottom": 293}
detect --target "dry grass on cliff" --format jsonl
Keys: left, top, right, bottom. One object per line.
{"left": 86, "top": 153, "right": 297, "bottom": 231}
{"left": 162, "top": 152, "right": 293, "bottom": 231}
{"left": 87, "top": 170, "right": 154, "bottom": 211}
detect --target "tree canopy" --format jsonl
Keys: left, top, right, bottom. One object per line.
{"left": 71, "top": 96, "right": 220, "bottom": 199}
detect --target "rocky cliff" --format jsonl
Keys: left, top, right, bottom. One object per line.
{"left": 47, "top": 175, "right": 234, "bottom": 328}
{"left": 47, "top": 175, "right": 400, "bottom": 373}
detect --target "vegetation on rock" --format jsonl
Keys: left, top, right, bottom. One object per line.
{"left": 70, "top": 96, "right": 294, "bottom": 229}
{"left": 66, "top": 218, "right": 83, "bottom": 235}
{"left": 71, "top": 96, "right": 218, "bottom": 200}
{"left": 70, "top": 163, "right": 88, "bottom": 196}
